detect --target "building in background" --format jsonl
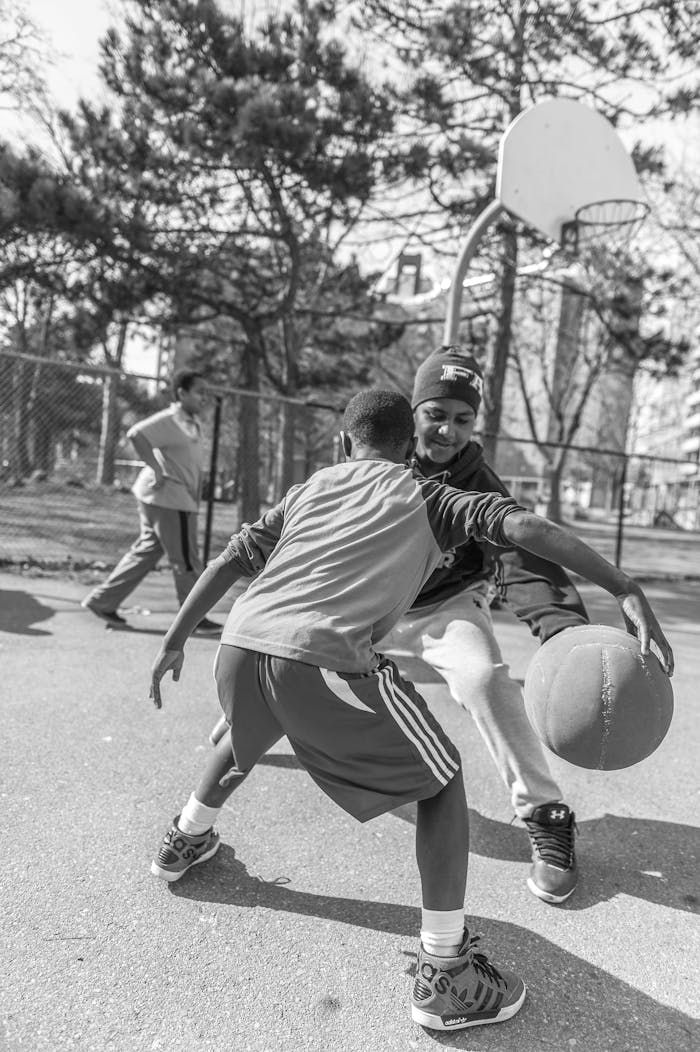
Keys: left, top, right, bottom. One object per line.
{"left": 628, "top": 342, "right": 700, "bottom": 530}
{"left": 377, "top": 246, "right": 699, "bottom": 527}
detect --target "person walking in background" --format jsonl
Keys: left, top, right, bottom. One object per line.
{"left": 82, "top": 369, "right": 220, "bottom": 634}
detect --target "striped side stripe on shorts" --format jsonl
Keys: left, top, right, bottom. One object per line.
{"left": 374, "top": 663, "right": 459, "bottom": 784}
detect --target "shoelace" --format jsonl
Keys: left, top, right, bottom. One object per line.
{"left": 465, "top": 935, "right": 505, "bottom": 986}
{"left": 525, "top": 817, "right": 576, "bottom": 868}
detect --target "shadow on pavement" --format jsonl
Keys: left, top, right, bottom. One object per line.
{"left": 171, "top": 847, "right": 698, "bottom": 1051}
{"left": 101, "top": 625, "right": 168, "bottom": 637}
{"left": 69, "top": 607, "right": 167, "bottom": 636}
{"left": 257, "top": 759, "right": 698, "bottom": 915}
{"left": 393, "top": 805, "right": 700, "bottom": 915}
{"left": 0, "top": 588, "right": 54, "bottom": 635}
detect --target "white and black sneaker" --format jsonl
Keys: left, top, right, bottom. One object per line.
{"left": 524, "top": 802, "right": 578, "bottom": 904}
{"left": 411, "top": 928, "right": 526, "bottom": 1031}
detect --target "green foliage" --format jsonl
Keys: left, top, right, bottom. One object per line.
{"left": 51, "top": 0, "right": 400, "bottom": 366}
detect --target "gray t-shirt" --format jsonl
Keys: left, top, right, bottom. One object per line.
{"left": 220, "top": 459, "right": 520, "bottom": 673}
{"left": 129, "top": 404, "right": 203, "bottom": 512}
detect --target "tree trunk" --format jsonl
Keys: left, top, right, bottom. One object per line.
{"left": 481, "top": 226, "right": 518, "bottom": 467}
{"left": 11, "top": 359, "right": 32, "bottom": 479}
{"left": 238, "top": 332, "right": 261, "bottom": 521}
{"left": 97, "top": 321, "right": 128, "bottom": 485}
{"left": 546, "top": 456, "right": 567, "bottom": 523}
{"left": 33, "top": 424, "right": 54, "bottom": 475}
{"left": 96, "top": 373, "right": 121, "bottom": 486}
{"left": 547, "top": 282, "right": 586, "bottom": 445}
{"left": 542, "top": 282, "right": 587, "bottom": 520}
{"left": 278, "top": 399, "right": 297, "bottom": 494}
{"left": 277, "top": 316, "right": 299, "bottom": 495}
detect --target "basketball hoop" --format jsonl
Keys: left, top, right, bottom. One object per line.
{"left": 446, "top": 101, "right": 650, "bottom": 340}
{"left": 560, "top": 198, "right": 650, "bottom": 258}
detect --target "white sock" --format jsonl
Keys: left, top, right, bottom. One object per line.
{"left": 178, "top": 793, "right": 221, "bottom": 836}
{"left": 420, "top": 908, "right": 465, "bottom": 958}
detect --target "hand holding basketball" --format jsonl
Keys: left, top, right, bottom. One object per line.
{"left": 615, "top": 582, "right": 674, "bottom": 675}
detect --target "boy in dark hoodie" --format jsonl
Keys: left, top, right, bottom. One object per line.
{"left": 149, "top": 389, "right": 670, "bottom": 1032}
{"left": 382, "top": 345, "right": 590, "bottom": 905}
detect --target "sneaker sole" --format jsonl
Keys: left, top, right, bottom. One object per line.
{"left": 411, "top": 985, "right": 526, "bottom": 1030}
{"left": 150, "top": 838, "right": 221, "bottom": 882}
{"left": 527, "top": 875, "right": 576, "bottom": 904}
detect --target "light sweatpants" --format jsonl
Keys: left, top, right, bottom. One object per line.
{"left": 381, "top": 585, "right": 562, "bottom": 818}
{"left": 85, "top": 500, "right": 203, "bottom": 612}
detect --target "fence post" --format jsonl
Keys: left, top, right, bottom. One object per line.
{"left": 203, "top": 396, "right": 222, "bottom": 565}
{"left": 614, "top": 455, "right": 628, "bottom": 568}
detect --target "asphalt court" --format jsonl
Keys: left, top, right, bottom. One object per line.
{"left": 1, "top": 569, "right": 698, "bottom": 1052}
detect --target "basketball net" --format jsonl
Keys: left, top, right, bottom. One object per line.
{"left": 559, "top": 198, "right": 650, "bottom": 296}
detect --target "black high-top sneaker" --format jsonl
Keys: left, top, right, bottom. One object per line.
{"left": 524, "top": 801, "right": 578, "bottom": 903}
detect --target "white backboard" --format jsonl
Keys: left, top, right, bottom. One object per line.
{"left": 497, "top": 99, "right": 644, "bottom": 243}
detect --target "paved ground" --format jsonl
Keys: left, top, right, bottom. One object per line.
{"left": 1, "top": 569, "right": 698, "bottom": 1052}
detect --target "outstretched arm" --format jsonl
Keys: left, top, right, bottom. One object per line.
{"left": 149, "top": 501, "right": 286, "bottom": 709}
{"left": 501, "top": 510, "right": 674, "bottom": 675}
{"left": 149, "top": 556, "right": 242, "bottom": 708}
{"left": 492, "top": 545, "right": 589, "bottom": 642}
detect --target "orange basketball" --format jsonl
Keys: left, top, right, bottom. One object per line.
{"left": 524, "top": 624, "right": 673, "bottom": 771}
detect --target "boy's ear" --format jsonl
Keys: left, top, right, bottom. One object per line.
{"left": 339, "top": 430, "right": 352, "bottom": 460}
{"left": 404, "top": 435, "right": 417, "bottom": 463}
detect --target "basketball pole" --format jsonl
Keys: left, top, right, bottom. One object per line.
{"left": 443, "top": 199, "right": 504, "bottom": 344}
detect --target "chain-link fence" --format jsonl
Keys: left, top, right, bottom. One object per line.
{"left": 1, "top": 350, "right": 699, "bottom": 576}
{"left": 492, "top": 434, "right": 700, "bottom": 530}
{"left": 0, "top": 351, "right": 340, "bottom": 567}
{"left": 490, "top": 434, "right": 700, "bottom": 577}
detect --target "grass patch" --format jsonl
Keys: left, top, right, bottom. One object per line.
{"left": 0, "top": 481, "right": 237, "bottom": 568}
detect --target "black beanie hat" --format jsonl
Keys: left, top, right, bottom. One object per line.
{"left": 411, "top": 345, "right": 484, "bottom": 413}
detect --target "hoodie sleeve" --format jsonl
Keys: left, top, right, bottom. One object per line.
{"left": 472, "top": 466, "right": 590, "bottom": 641}
{"left": 496, "top": 546, "right": 590, "bottom": 642}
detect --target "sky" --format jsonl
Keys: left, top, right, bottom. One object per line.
{"left": 10, "top": 2, "right": 153, "bottom": 371}
{"left": 9, "top": 0, "right": 697, "bottom": 177}
{"left": 22, "top": 0, "right": 111, "bottom": 108}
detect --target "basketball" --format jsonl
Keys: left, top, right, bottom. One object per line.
{"left": 524, "top": 624, "right": 673, "bottom": 771}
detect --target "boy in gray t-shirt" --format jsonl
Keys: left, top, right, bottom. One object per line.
{"left": 147, "top": 390, "right": 672, "bottom": 1034}
{"left": 82, "top": 369, "right": 219, "bottom": 634}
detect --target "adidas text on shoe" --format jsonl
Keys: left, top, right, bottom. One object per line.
{"left": 81, "top": 599, "right": 128, "bottom": 628}
{"left": 411, "top": 929, "right": 526, "bottom": 1031}
{"left": 150, "top": 818, "right": 220, "bottom": 882}
{"left": 524, "top": 801, "right": 578, "bottom": 904}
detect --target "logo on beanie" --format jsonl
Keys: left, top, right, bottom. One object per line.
{"left": 440, "top": 364, "right": 483, "bottom": 397}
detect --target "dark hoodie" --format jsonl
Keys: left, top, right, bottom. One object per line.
{"left": 410, "top": 442, "right": 589, "bottom": 643}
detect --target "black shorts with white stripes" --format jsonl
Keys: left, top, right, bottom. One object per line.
{"left": 214, "top": 645, "right": 461, "bottom": 822}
